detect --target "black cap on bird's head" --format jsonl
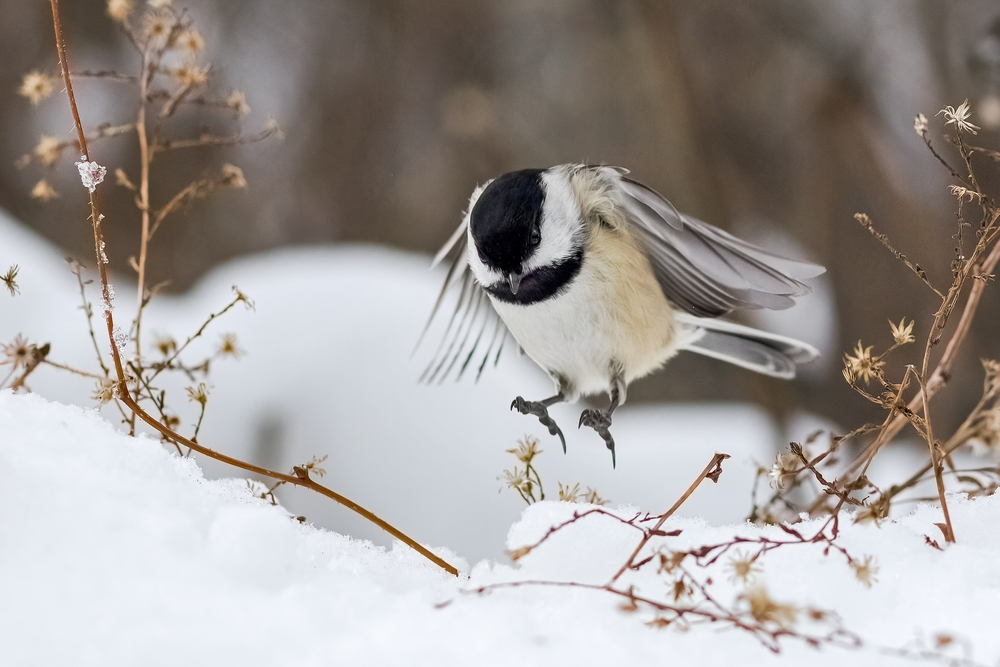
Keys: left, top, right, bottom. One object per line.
{"left": 470, "top": 169, "right": 545, "bottom": 294}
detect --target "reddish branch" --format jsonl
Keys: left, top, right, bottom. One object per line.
{"left": 48, "top": 0, "right": 457, "bottom": 577}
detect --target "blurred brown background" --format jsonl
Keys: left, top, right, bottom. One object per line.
{"left": 3, "top": 0, "right": 1000, "bottom": 433}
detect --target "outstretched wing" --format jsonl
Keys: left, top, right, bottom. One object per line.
{"left": 416, "top": 219, "right": 512, "bottom": 384}
{"left": 605, "top": 168, "right": 824, "bottom": 318}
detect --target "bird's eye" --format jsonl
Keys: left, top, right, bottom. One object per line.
{"left": 529, "top": 225, "right": 541, "bottom": 246}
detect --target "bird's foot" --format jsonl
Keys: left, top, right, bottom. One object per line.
{"left": 511, "top": 396, "right": 567, "bottom": 453}
{"left": 578, "top": 409, "right": 616, "bottom": 468}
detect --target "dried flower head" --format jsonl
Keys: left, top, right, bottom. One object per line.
{"left": 2, "top": 265, "right": 20, "bottom": 296}
{"left": 31, "top": 179, "right": 59, "bottom": 202}
{"left": 727, "top": 550, "right": 763, "bottom": 586}
{"left": 227, "top": 90, "right": 251, "bottom": 117}
{"left": 154, "top": 335, "right": 177, "bottom": 356}
{"left": 557, "top": 481, "right": 580, "bottom": 502}
{"left": 743, "top": 585, "right": 797, "bottom": 628}
{"left": 768, "top": 450, "right": 799, "bottom": 490}
{"left": 2, "top": 334, "right": 35, "bottom": 369}
{"left": 913, "top": 113, "right": 928, "bottom": 137}
{"left": 216, "top": 332, "right": 244, "bottom": 358}
{"left": 106, "top": 0, "right": 133, "bottom": 23}
{"left": 507, "top": 436, "right": 541, "bottom": 464}
{"left": 580, "top": 486, "right": 606, "bottom": 505}
{"left": 92, "top": 378, "right": 118, "bottom": 404}
{"left": 179, "top": 29, "right": 204, "bottom": 53}
{"left": 670, "top": 578, "right": 693, "bottom": 603}
{"left": 142, "top": 9, "right": 174, "bottom": 47}
{"left": 19, "top": 70, "right": 55, "bottom": 105}
{"left": 852, "top": 555, "right": 879, "bottom": 588}
{"left": 656, "top": 550, "right": 686, "bottom": 575}
{"left": 501, "top": 467, "right": 529, "bottom": 493}
{"left": 186, "top": 382, "right": 209, "bottom": 407}
{"left": 232, "top": 285, "right": 254, "bottom": 310}
{"left": 843, "top": 341, "right": 883, "bottom": 385}
{"left": 171, "top": 64, "right": 208, "bottom": 88}
{"left": 34, "top": 136, "right": 62, "bottom": 166}
{"left": 937, "top": 99, "right": 980, "bottom": 135}
{"left": 220, "top": 164, "right": 247, "bottom": 189}
{"left": 889, "top": 318, "right": 915, "bottom": 346}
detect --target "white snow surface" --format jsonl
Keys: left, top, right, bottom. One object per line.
{"left": 0, "top": 211, "right": 782, "bottom": 562}
{"left": 3, "top": 390, "right": 999, "bottom": 666}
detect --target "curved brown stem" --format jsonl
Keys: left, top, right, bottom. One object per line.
{"left": 48, "top": 0, "right": 458, "bottom": 578}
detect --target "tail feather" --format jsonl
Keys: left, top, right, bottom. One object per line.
{"left": 676, "top": 314, "right": 818, "bottom": 379}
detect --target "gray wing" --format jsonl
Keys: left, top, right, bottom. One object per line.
{"left": 608, "top": 169, "right": 824, "bottom": 318}
{"left": 416, "top": 220, "right": 511, "bottom": 383}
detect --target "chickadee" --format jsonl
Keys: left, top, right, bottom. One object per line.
{"left": 423, "top": 164, "right": 823, "bottom": 466}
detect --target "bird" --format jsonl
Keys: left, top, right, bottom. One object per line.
{"left": 421, "top": 164, "right": 824, "bottom": 467}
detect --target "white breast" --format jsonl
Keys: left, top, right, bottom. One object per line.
{"left": 490, "top": 224, "right": 684, "bottom": 401}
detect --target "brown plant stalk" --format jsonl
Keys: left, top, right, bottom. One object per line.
{"left": 48, "top": 0, "right": 457, "bottom": 577}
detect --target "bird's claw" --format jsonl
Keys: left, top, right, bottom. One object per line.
{"left": 511, "top": 396, "right": 567, "bottom": 453}
{"left": 578, "top": 409, "right": 616, "bottom": 468}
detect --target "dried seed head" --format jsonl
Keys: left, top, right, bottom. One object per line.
{"left": 2, "top": 266, "right": 19, "bottom": 296}
{"left": 768, "top": 450, "right": 799, "bottom": 490}
{"left": 227, "top": 90, "right": 251, "bottom": 117}
{"left": 171, "top": 64, "right": 208, "bottom": 87}
{"left": 852, "top": 555, "right": 879, "bottom": 588}
{"left": 889, "top": 318, "right": 915, "bottom": 346}
{"left": 220, "top": 164, "right": 247, "bottom": 189}
{"left": 913, "top": 113, "right": 928, "bottom": 136}
{"left": 155, "top": 335, "right": 177, "bottom": 356}
{"left": 1, "top": 334, "right": 35, "bottom": 369}
{"left": 19, "top": 70, "right": 55, "bottom": 105}
{"left": 507, "top": 436, "right": 541, "bottom": 464}
{"left": 31, "top": 179, "right": 59, "bottom": 202}
{"left": 843, "top": 341, "right": 883, "bottom": 385}
{"left": 185, "top": 382, "right": 209, "bottom": 407}
{"left": 743, "top": 585, "right": 798, "bottom": 628}
{"left": 179, "top": 29, "right": 204, "bottom": 53}
{"left": 34, "top": 136, "right": 61, "bottom": 166}
{"left": 727, "top": 550, "right": 762, "bottom": 586}
{"left": 937, "top": 99, "right": 980, "bottom": 135}
{"left": 216, "top": 333, "right": 244, "bottom": 358}
{"left": 142, "top": 9, "right": 174, "bottom": 46}
{"left": 106, "top": 0, "right": 133, "bottom": 23}
{"left": 91, "top": 378, "right": 118, "bottom": 404}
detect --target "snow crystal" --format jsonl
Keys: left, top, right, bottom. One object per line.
{"left": 112, "top": 326, "right": 128, "bottom": 354}
{"left": 74, "top": 159, "right": 107, "bottom": 193}
{"left": 100, "top": 284, "right": 115, "bottom": 316}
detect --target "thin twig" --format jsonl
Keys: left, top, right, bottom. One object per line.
{"left": 48, "top": 0, "right": 458, "bottom": 578}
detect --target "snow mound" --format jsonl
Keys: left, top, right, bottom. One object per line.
{"left": 3, "top": 391, "right": 999, "bottom": 666}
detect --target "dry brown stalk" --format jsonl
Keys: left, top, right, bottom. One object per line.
{"left": 608, "top": 452, "right": 729, "bottom": 584}
{"left": 47, "top": 0, "right": 456, "bottom": 577}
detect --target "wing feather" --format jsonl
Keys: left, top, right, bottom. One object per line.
{"left": 609, "top": 170, "right": 824, "bottom": 318}
{"left": 418, "top": 220, "right": 511, "bottom": 383}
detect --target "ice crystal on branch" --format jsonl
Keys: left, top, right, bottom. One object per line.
{"left": 100, "top": 285, "right": 115, "bottom": 317}
{"left": 112, "top": 327, "right": 129, "bottom": 354}
{"left": 75, "top": 159, "right": 107, "bottom": 193}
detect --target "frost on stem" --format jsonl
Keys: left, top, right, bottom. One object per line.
{"left": 75, "top": 159, "right": 107, "bottom": 193}
{"left": 100, "top": 284, "right": 115, "bottom": 317}
{"left": 112, "top": 327, "right": 129, "bottom": 354}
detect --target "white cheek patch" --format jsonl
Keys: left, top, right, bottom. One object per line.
{"left": 524, "top": 169, "right": 584, "bottom": 272}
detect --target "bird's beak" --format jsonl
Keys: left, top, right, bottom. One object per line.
{"left": 506, "top": 271, "right": 522, "bottom": 295}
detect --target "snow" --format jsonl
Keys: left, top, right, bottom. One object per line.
{"left": 2, "top": 390, "right": 999, "bottom": 666}
{"left": 3, "top": 212, "right": 1000, "bottom": 664}
{"left": 0, "top": 210, "right": 777, "bottom": 562}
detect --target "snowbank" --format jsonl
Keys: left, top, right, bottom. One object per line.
{"left": 3, "top": 391, "right": 999, "bottom": 666}
{"left": 0, "top": 211, "right": 778, "bottom": 561}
